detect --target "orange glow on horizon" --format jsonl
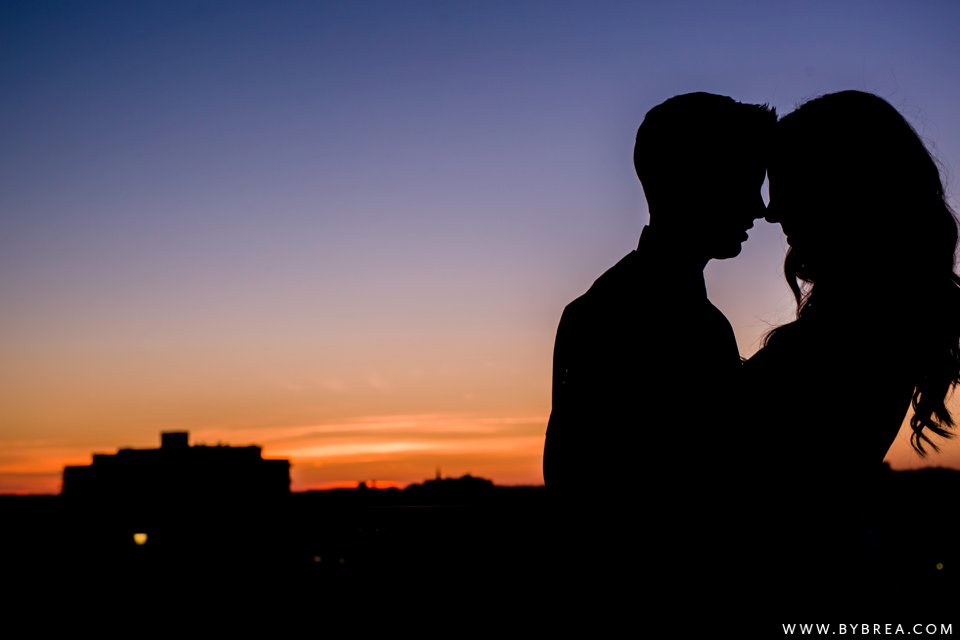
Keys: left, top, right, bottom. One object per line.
{"left": 4, "top": 408, "right": 960, "bottom": 495}
{"left": 303, "top": 480, "right": 407, "bottom": 491}
{"left": 0, "top": 413, "right": 549, "bottom": 494}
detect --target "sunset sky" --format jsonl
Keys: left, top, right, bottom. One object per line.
{"left": 3, "top": 1, "right": 960, "bottom": 493}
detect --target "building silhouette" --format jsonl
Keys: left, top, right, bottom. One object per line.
{"left": 62, "top": 430, "right": 290, "bottom": 501}
{"left": 56, "top": 432, "right": 292, "bottom": 584}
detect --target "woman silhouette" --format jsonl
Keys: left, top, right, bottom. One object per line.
{"left": 745, "top": 91, "right": 960, "bottom": 595}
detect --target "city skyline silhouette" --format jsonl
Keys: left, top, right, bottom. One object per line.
{"left": 2, "top": 429, "right": 958, "bottom": 620}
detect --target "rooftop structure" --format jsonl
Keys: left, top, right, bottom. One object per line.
{"left": 62, "top": 431, "right": 290, "bottom": 501}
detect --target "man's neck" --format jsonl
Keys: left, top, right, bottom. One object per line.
{"left": 641, "top": 222, "right": 710, "bottom": 271}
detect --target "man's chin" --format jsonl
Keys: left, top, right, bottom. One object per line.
{"left": 712, "top": 244, "right": 744, "bottom": 260}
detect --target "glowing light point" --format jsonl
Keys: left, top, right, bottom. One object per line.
{"left": 936, "top": 562, "right": 944, "bottom": 571}
{"left": 133, "top": 532, "right": 148, "bottom": 546}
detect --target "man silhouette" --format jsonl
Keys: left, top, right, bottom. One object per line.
{"left": 541, "top": 93, "right": 774, "bottom": 590}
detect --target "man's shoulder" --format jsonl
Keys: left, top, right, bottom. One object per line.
{"left": 555, "top": 252, "right": 641, "bottom": 338}
{"left": 573, "top": 251, "right": 640, "bottom": 306}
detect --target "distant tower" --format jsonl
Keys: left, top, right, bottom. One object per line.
{"left": 435, "top": 466, "right": 442, "bottom": 481}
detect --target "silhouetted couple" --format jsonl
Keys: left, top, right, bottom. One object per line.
{"left": 543, "top": 91, "right": 960, "bottom": 613}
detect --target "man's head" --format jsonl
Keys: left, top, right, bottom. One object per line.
{"left": 634, "top": 92, "right": 776, "bottom": 260}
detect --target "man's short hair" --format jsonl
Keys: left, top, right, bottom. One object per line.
{"left": 634, "top": 92, "right": 776, "bottom": 206}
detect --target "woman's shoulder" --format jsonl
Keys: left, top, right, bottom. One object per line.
{"left": 744, "top": 317, "right": 836, "bottom": 380}
{"left": 747, "top": 313, "right": 907, "bottom": 376}
{"left": 748, "top": 320, "right": 806, "bottom": 358}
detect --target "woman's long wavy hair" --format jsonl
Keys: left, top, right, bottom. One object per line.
{"left": 768, "top": 91, "right": 960, "bottom": 454}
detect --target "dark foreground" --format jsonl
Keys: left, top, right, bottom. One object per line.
{"left": 2, "top": 470, "right": 958, "bottom": 624}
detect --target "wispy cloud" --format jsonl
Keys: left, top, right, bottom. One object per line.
{"left": 194, "top": 412, "right": 548, "bottom": 489}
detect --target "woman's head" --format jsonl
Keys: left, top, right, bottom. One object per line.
{"left": 768, "top": 91, "right": 955, "bottom": 287}
{"left": 766, "top": 90, "right": 960, "bottom": 453}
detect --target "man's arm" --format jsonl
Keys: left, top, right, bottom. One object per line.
{"left": 543, "top": 306, "right": 576, "bottom": 492}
